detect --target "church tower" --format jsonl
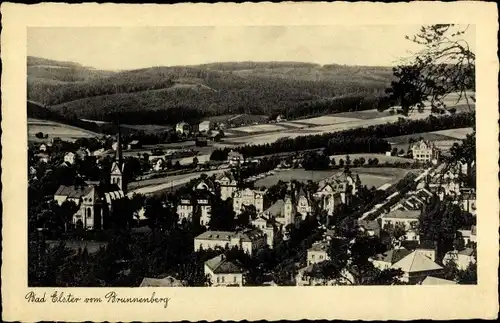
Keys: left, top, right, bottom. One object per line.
{"left": 110, "top": 121, "right": 126, "bottom": 193}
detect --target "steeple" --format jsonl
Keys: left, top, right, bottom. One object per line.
{"left": 115, "top": 120, "right": 123, "bottom": 166}
{"left": 110, "top": 120, "right": 126, "bottom": 192}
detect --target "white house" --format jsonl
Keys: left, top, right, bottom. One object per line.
{"left": 64, "top": 152, "right": 76, "bottom": 165}
{"left": 198, "top": 120, "right": 213, "bottom": 133}
{"left": 233, "top": 188, "right": 267, "bottom": 215}
{"left": 204, "top": 254, "right": 244, "bottom": 287}
{"left": 251, "top": 216, "right": 279, "bottom": 248}
{"left": 215, "top": 172, "right": 238, "bottom": 201}
{"left": 194, "top": 229, "right": 267, "bottom": 256}
{"left": 176, "top": 122, "right": 191, "bottom": 135}
{"left": 380, "top": 210, "right": 420, "bottom": 242}
{"left": 443, "top": 248, "right": 476, "bottom": 270}
{"left": 260, "top": 197, "right": 301, "bottom": 229}
{"left": 227, "top": 150, "right": 244, "bottom": 166}
{"left": 307, "top": 241, "right": 330, "bottom": 266}
{"left": 410, "top": 139, "right": 440, "bottom": 163}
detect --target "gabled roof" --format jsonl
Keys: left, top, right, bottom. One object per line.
{"left": 420, "top": 276, "right": 457, "bottom": 285}
{"left": 391, "top": 250, "right": 443, "bottom": 273}
{"left": 458, "top": 248, "right": 476, "bottom": 257}
{"left": 263, "top": 199, "right": 285, "bottom": 217}
{"left": 382, "top": 210, "right": 420, "bottom": 220}
{"left": 216, "top": 171, "right": 236, "bottom": 183}
{"left": 308, "top": 241, "right": 329, "bottom": 252}
{"left": 205, "top": 255, "right": 243, "bottom": 274}
{"left": 55, "top": 185, "right": 94, "bottom": 198}
{"left": 374, "top": 248, "right": 412, "bottom": 265}
{"left": 139, "top": 276, "right": 185, "bottom": 287}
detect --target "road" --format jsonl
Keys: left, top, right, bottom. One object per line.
{"left": 127, "top": 168, "right": 227, "bottom": 197}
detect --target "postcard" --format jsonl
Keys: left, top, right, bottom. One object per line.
{"left": 1, "top": 2, "right": 498, "bottom": 321}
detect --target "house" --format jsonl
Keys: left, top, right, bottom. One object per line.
{"left": 460, "top": 191, "right": 476, "bottom": 216}
{"left": 390, "top": 188, "right": 433, "bottom": 212}
{"left": 39, "top": 143, "right": 48, "bottom": 152}
{"left": 307, "top": 241, "right": 330, "bottom": 266}
{"left": 371, "top": 248, "right": 412, "bottom": 270}
{"left": 233, "top": 188, "right": 267, "bottom": 215}
{"left": 139, "top": 276, "right": 186, "bottom": 287}
{"left": 64, "top": 152, "right": 76, "bottom": 165}
{"left": 92, "top": 148, "right": 106, "bottom": 157}
{"left": 37, "top": 152, "right": 50, "bottom": 163}
{"left": 204, "top": 254, "right": 244, "bottom": 287}
{"left": 251, "top": 216, "right": 279, "bottom": 248}
{"left": 215, "top": 172, "right": 238, "bottom": 201}
{"left": 209, "top": 131, "right": 222, "bottom": 142}
{"left": 419, "top": 276, "right": 457, "bottom": 285}
{"left": 296, "top": 265, "right": 353, "bottom": 286}
{"left": 390, "top": 249, "right": 444, "bottom": 284}
{"left": 358, "top": 220, "right": 381, "bottom": 237}
{"left": 443, "top": 248, "right": 476, "bottom": 270}
{"left": 458, "top": 226, "right": 477, "bottom": 246}
{"left": 227, "top": 150, "right": 244, "bottom": 166}
{"left": 276, "top": 115, "right": 286, "bottom": 123}
{"left": 194, "top": 229, "right": 267, "bottom": 256}
{"left": 127, "top": 140, "right": 141, "bottom": 150}
{"left": 410, "top": 139, "right": 440, "bottom": 163}
{"left": 314, "top": 172, "right": 360, "bottom": 214}
{"left": 380, "top": 210, "right": 420, "bottom": 242}
{"left": 152, "top": 158, "right": 165, "bottom": 172}
{"left": 198, "top": 120, "right": 213, "bottom": 133}
{"left": 176, "top": 191, "right": 214, "bottom": 226}
{"left": 176, "top": 122, "right": 191, "bottom": 135}
{"left": 76, "top": 148, "right": 91, "bottom": 160}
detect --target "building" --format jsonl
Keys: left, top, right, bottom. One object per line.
{"left": 251, "top": 216, "right": 279, "bottom": 248}
{"left": 127, "top": 140, "right": 141, "bottom": 150}
{"left": 307, "top": 241, "right": 330, "bottom": 266}
{"left": 139, "top": 276, "right": 186, "bottom": 287}
{"left": 419, "top": 276, "right": 457, "bottom": 285}
{"left": 194, "top": 229, "right": 267, "bottom": 256}
{"left": 314, "top": 171, "right": 360, "bottom": 214}
{"left": 176, "top": 191, "right": 214, "bottom": 226}
{"left": 152, "top": 158, "right": 165, "bottom": 172}
{"left": 296, "top": 187, "right": 313, "bottom": 219}
{"left": 227, "top": 150, "right": 244, "bottom": 166}
{"left": 295, "top": 266, "right": 353, "bottom": 286}
{"left": 390, "top": 249, "right": 444, "bottom": 284}
{"left": 371, "top": 248, "right": 412, "bottom": 270}
{"left": 233, "top": 188, "right": 267, "bottom": 215}
{"left": 410, "top": 139, "right": 440, "bottom": 163}
{"left": 54, "top": 183, "right": 125, "bottom": 230}
{"left": 64, "top": 152, "right": 76, "bottom": 165}
{"left": 37, "top": 152, "right": 50, "bottom": 163}
{"left": 198, "top": 120, "right": 213, "bottom": 133}
{"left": 195, "top": 137, "right": 208, "bottom": 147}
{"left": 204, "top": 254, "right": 244, "bottom": 287}
{"left": 380, "top": 210, "right": 420, "bottom": 242}
{"left": 443, "top": 248, "right": 476, "bottom": 270}
{"left": 260, "top": 197, "right": 301, "bottom": 229}
{"left": 176, "top": 122, "right": 191, "bottom": 135}
{"left": 460, "top": 191, "right": 476, "bottom": 216}
{"left": 215, "top": 172, "right": 238, "bottom": 201}
{"left": 458, "top": 225, "right": 477, "bottom": 246}
{"left": 39, "top": 143, "right": 48, "bottom": 152}
{"left": 110, "top": 127, "right": 127, "bottom": 193}
{"left": 390, "top": 187, "right": 433, "bottom": 212}
{"left": 358, "top": 220, "right": 381, "bottom": 237}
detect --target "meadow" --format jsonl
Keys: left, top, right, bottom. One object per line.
{"left": 28, "top": 118, "right": 99, "bottom": 142}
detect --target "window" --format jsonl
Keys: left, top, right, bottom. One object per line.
{"left": 86, "top": 208, "right": 92, "bottom": 218}
{"left": 319, "top": 255, "right": 323, "bottom": 260}
{"left": 221, "top": 276, "right": 225, "bottom": 283}
{"left": 234, "top": 276, "right": 237, "bottom": 283}
{"left": 311, "top": 255, "right": 315, "bottom": 259}
{"left": 216, "top": 277, "right": 220, "bottom": 283}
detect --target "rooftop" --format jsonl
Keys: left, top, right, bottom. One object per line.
{"left": 420, "top": 276, "right": 457, "bottom": 285}
{"left": 262, "top": 199, "right": 285, "bottom": 217}
{"left": 374, "top": 248, "right": 412, "bottom": 265}
{"left": 308, "top": 242, "right": 329, "bottom": 252}
{"left": 139, "top": 276, "right": 185, "bottom": 287}
{"left": 205, "top": 255, "right": 243, "bottom": 274}
{"left": 382, "top": 210, "right": 420, "bottom": 220}
{"left": 391, "top": 250, "right": 443, "bottom": 273}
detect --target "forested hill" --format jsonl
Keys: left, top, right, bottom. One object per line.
{"left": 27, "top": 57, "right": 395, "bottom": 125}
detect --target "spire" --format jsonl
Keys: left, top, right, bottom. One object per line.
{"left": 115, "top": 120, "right": 123, "bottom": 166}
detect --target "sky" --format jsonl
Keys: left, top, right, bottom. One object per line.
{"left": 27, "top": 25, "right": 476, "bottom": 71}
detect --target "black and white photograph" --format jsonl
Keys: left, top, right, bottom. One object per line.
{"left": 26, "top": 24, "right": 478, "bottom": 288}
{"left": 2, "top": 2, "right": 498, "bottom": 322}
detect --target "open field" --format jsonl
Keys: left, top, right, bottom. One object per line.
{"left": 431, "top": 127, "right": 473, "bottom": 140}
{"left": 253, "top": 167, "right": 412, "bottom": 189}
{"left": 292, "top": 115, "right": 360, "bottom": 125}
{"left": 233, "top": 123, "right": 287, "bottom": 133}
{"left": 28, "top": 118, "right": 100, "bottom": 142}
{"left": 329, "top": 153, "right": 416, "bottom": 164}
{"left": 332, "top": 109, "right": 394, "bottom": 120}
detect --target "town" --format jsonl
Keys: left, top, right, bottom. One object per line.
{"left": 27, "top": 24, "right": 477, "bottom": 287}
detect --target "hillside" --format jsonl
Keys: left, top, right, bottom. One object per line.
{"left": 27, "top": 57, "right": 395, "bottom": 125}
